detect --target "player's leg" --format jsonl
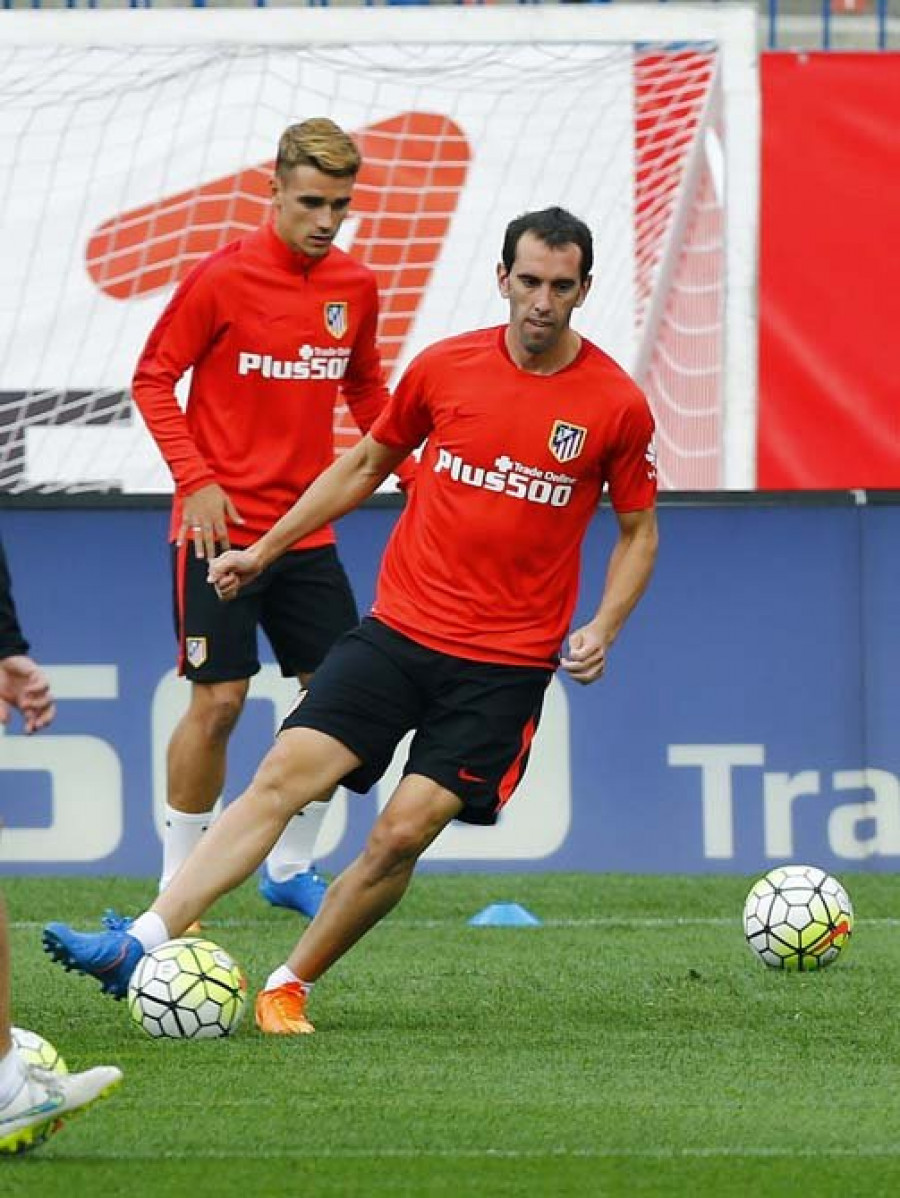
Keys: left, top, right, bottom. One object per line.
{"left": 258, "top": 547, "right": 359, "bottom": 917}
{"left": 257, "top": 670, "right": 332, "bottom": 916}
{"left": 159, "top": 543, "right": 261, "bottom": 894}
{"left": 0, "top": 898, "right": 33, "bottom": 1141}
{"left": 161, "top": 678, "right": 249, "bottom": 888}
{"left": 42, "top": 727, "right": 360, "bottom": 998}
{"left": 0, "top": 899, "right": 122, "bottom": 1155}
{"left": 42, "top": 617, "right": 414, "bottom": 1001}
{"left": 255, "top": 775, "right": 462, "bottom": 1034}
{"left": 287, "top": 775, "right": 461, "bottom": 980}
{"left": 153, "top": 726, "right": 358, "bottom": 935}
{"left": 0, "top": 898, "right": 14, "bottom": 1059}
{"left": 255, "top": 643, "right": 552, "bottom": 1033}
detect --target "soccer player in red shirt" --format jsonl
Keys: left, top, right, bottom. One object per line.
{"left": 44, "top": 207, "right": 658, "bottom": 1035}
{"left": 131, "top": 119, "right": 411, "bottom": 920}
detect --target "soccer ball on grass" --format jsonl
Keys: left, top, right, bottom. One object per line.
{"left": 11, "top": 1026, "right": 67, "bottom": 1074}
{"left": 743, "top": 864, "right": 853, "bottom": 971}
{"left": 127, "top": 937, "right": 247, "bottom": 1039}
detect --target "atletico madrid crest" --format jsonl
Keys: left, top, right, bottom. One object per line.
{"left": 185, "top": 637, "right": 208, "bottom": 669}
{"left": 548, "top": 419, "right": 587, "bottom": 464}
{"left": 324, "top": 302, "right": 348, "bottom": 340}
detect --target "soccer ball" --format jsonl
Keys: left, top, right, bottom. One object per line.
{"left": 127, "top": 937, "right": 247, "bottom": 1039}
{"left": 743, "top": 864, "right": 854, "bottom": 971}
{"left": 10, "top": 1027, "right": 67, "bottom": 1074}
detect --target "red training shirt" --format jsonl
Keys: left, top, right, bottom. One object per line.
{"left": 370, "top": 326, "right": 657, "bottom": 668}
{"left": 133, "top": 221, "right": 398, "bottom": 549}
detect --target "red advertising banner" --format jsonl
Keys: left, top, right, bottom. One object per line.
{"left": 758, "top": 53, "right": 900, "bottom": 489}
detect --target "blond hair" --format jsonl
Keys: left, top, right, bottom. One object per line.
{"left": 275, "top": 119, "right": 361, "bottom": 179}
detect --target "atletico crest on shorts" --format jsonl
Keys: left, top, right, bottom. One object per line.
{"left": 324, "top": 302, "right": 348, "bottom": 340}
{"left": 548, "top": 419, "right": 587, "bottom": 464}
{"left": 185, "top": 637, "right": 207, "bottom": 668}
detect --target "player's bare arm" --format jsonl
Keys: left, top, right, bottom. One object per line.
{"left": 561, "top": 507, "right": 658, "bottom": 685}
{"left": 177, "top": 483, "right": 245, "bottom": 560}
{"left": 208, "top": 434, "right": 410, "bottom": 599}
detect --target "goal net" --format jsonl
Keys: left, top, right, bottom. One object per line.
{"left": 0, "top": 6, "right": 759, "bottom": 494}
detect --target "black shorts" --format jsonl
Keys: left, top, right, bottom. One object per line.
{"left": 281, "top": 617, "right": 552, "bottom": 825}
{"left": 172, "top": 543, "right": 358, "bottom": 683}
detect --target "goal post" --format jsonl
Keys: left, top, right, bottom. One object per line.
{"left": 0, "top": 5, "right": 760, "bottom": 494}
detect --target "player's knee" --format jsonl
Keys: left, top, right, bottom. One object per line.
{"left": 249, "top": 752, "right": 320, "bottom": 822}
{"left": 367, "top": 813, "right": 430, "bottom": 872}
{"left": 190, "top": 686, "right": 246, "bottom": 743}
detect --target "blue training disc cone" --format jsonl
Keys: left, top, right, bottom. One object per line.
{"left": 468, "top": 902, "right": 541, "bottom": 927}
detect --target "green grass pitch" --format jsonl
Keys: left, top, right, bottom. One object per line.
{"left": 3, "top": 873, "right": 900, "bottom": 1197}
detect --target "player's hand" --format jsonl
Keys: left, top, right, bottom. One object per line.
{"left": 560, "top": 624, "right": 610, "bottom": 686}
{"left": 178, "top": 483, "right": 245, "bottom": 560}
{"left": 0, "top": 656, "right": 56, "bottom": 733}
{"left": 207, "top": 549, "right": 262, "bottom": 602}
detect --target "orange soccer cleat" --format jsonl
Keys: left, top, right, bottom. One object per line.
{"left": 254, "top": 982, "right": 315, "bottom": 1035}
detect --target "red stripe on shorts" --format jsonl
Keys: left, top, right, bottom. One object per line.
{"left": 496, "top": 714, "right": 539, "bottom": 811}
{"left": 174, "top": 542, "right": 190, "bottom": 675}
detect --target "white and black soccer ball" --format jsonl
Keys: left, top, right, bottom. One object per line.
{"left": 127, "top": 937, "right": 247, "bottom": 1039}
{"left": 743, "top": 864, "right": 854, "bottom": 971}
{"left": 11, "top": 1026, "right": 68, "bottom": 1074}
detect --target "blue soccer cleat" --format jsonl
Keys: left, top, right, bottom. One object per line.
{"left": 42, "top": 916, "right": 144, "bottom": 1000}
{"left": 259, "top": 865, "right": 328, "bottom": 919}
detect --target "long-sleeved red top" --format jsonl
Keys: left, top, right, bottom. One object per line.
{"left": 133, "top": 222, "right": 399, "bottom": 549}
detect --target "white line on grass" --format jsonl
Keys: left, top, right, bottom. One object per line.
{"left": 11, "top": 916, "right": 900, "bottom": 930}
{"left": 91, "top": 1144, "right": 900, "bottom": 1161}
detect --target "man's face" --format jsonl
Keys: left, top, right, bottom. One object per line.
{"left": 271, "top": 164, "right": 355, "bottom": 258}
{"left": 497, "top": 231, "right": 591, "bottom": 358}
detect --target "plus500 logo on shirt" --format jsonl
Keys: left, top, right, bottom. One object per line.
{"left": 433, "top": 448, "right": 575, "bottom": 507}
{"left": 237, "top": 344, "right": 350, "bottom": 381}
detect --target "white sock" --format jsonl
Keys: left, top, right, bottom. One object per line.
{"left": 159, "top": 806, "right": 213, "bottom": 892}
{"left": 265, "top": 802, "right": 329, "bottom": 882}
{"left": 264, "top": 965, "right": 312, "bottom": 995}
{"left": 129, "top": 911, "right": 171, "bottom": 953}
{"left": 0, "top": 1046, "right": 27, "bottom": 1106}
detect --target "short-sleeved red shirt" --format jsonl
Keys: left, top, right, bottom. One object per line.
{"left": 369, "top": 326, "right": 657, "bottom": 668}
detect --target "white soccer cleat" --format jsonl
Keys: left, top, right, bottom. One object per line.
{"left": 0, "top": 1063, "right": 123, "bottom": 1155}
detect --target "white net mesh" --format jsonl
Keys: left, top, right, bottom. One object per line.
{"left": 633, "top": 50, "right": 725, "bottom": 489}
{"left": 0, "top": 30, "right": 739, "bottom": 494}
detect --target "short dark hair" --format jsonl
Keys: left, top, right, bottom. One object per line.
{"left": 501, "top": 207, "right": 593, "bottom": 282}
